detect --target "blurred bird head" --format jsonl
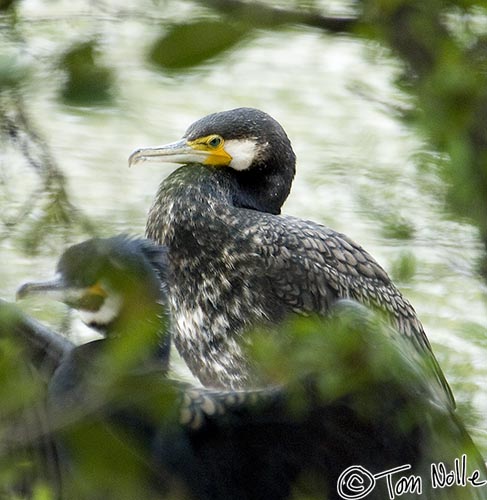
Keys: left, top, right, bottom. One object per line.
{"left": 17, "top": 236, "right": 169, "bottom": 340}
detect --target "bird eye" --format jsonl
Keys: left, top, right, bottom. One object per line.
{"left": 207, "top": 136, "right": 222, "bottom": 149}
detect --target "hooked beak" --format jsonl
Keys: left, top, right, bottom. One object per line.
{"left": 128, "top": 139, "right": 210, "bottom": 167}
{"left": 17, "top": 277, "right": 106, "bottom": 313}
{"left": 16, "top": 275, "right": 67, "bottom": 302}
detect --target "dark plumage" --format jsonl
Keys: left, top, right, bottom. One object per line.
{"left": 183, "top": 107, "right": 296, "bottom": 214}
{"left": 6, "top": 236, "right": 487, "bottom": 499}
{"left": 14, "top": 236, "right": 172, "bottom": 499}
{"left": 17, "top": 236, "right": 171, "bottom": 405}
{"left": 131, "top": 107, "right": 453, "bottom": 406}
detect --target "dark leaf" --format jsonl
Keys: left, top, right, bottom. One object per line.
{"left": 391, "top": 250, "right": 417, "bottom": 283}
{"left": 0, "top": 0, "right": 17, "bottom": 12}
{"left": 59, "top": 40, "right": 114, "bottom": 105}
{"left": 0, "top": 53, "right": 30, "bottom": 90}
{"left": 149, "top": 20, "right": 249, "bottom": 70}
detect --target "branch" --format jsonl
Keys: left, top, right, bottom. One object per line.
{"left": 193, "top": 0, "right": 358, "bottom": 33}
{"left": 0, "top": 92, "right": 96, "bottom": 250}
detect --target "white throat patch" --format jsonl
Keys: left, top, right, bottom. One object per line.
{"left": 225, "top": 139, "right": 259, "bottom": 171}
{"left": 79, "top": 293, "right": 123, "bottom": 327}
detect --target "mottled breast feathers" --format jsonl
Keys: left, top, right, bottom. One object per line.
{"left": 147, "top": 165, "right": 453, "bottom": 407}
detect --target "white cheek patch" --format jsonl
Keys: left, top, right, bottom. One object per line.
{"left": 79, "top": 293, "right": 122, "bottom": 327}
{"left": 225, "top": 139, "right": 259, "bottom": 171}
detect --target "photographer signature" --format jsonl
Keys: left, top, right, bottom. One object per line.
{"left": 337, "top": 455, "right": 486, "bottom": 499}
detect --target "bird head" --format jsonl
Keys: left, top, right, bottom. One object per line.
{"left": 129, "top": 107, "right": 296, "bottom": 214}
{"left": 17, "top": 236, "right": 169, "bottom": 339}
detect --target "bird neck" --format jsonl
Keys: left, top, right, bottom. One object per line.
{"left": 228, "top": 162, "right": 292, "bottom": 215}
{"left": 48, "top": 300, "right": 170, "bottom": 417}
{"left": 93, "top": 298, "right": 170, "bottom": 373}
{"left": 148, "top": 166, "right": 232, "bottom": 243}
{"left": 154, "top": 161, "right": 294, "bottom": 219}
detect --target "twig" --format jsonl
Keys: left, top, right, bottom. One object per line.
{"left": 192, "top": 0, "right": 358, "bottom": 33}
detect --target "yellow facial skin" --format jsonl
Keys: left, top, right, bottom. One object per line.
{"left": 87, "top": 282, "right": 108, "bottom": 298}
{"left": 83, "top": 282, "right": 108, "bottom": 299}
{"left": 187, "top": 134, "right": 232, "bottom": 166}
{"left": 129, "top": 135, "right": 234, "bottom": 168}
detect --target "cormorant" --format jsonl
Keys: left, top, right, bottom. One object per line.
{"left": 15, "top": 236, "right": 172, "bottom": 499}
{"left": 129, "top": 107, "right": 454, "bottom": 406}
{"left": 8, "top": 237, "right": 487, "bottom": 500}
{"left": 16, "top": 236, "right": 171, "bottom": 410}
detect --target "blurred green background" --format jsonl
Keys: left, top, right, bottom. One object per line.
{"left": 0, "top": 0, "right": 486, "bottom": 463}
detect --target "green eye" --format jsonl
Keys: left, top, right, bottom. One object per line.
{"left": 208, "top": 136, "right": 222, "bottom": 148}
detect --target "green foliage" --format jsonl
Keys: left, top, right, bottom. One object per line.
{"left": 0, "top": 294, "right": 483, "bottom": 499}
{"left": 0, "top": 0, "right": 17, "bottom": 12}
{"left": 0, "top": 97, "right": 97, "bottom": 254}
{"left": 391, "top": 249, "right": 417, "bottom": 282}
{"left": 364, "top": 0, "right": 487, "bottom": 248}
{"left": 149, "top": 20, "right": 249, "bottom": 70}
{"left": 59, "top": 40, "right": 114, "bottom": 105}
{"left": 0, "top": 300, "right": 182, "bottom": 499}
{"left": 247, "top": 303, "right": 486, "bottom": 498}
{"left": 32, "top": 484, "right": 55, "bottom": 500}
{"left": 0, "top": 336, "right": 40, "bottom": 415}
{"left": 381, "top": 214, "right": 416, "bottom": 240}
{"left": 0, "top": 52, "right": 30, "bottom": 90}
{"left": 0, "top": 306, "right": 51, "bottom": 499}
{"left": 0, "top": 308, "right": 44, "bottom": 414}
{"left": 18, "top": 182, "right": 96, "bottom": 256}
{"left": 249, "top": 304, "right": 429, "bottom": 407}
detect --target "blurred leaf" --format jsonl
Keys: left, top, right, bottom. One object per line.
{"left": 59, "top": 40, "right": 114, "bottom": 105}
{"left": 0, "top": 339, "right": 41, "bottom": 415}
{"left": 32, "top": 483, "right": 56, "bottom": 500}
{"left": 390, "top": 250, "right": 417, "bottom": 282}
{"left": 0, "top": 52, "right": 30, "bottom": 90}
{"left": 17, "top": 181, "right": 96, "bottom": 256}
{"left": 0, "top": 0, "right": 17, "bottom": 11}
{"left": 381, "top": 214, "right": 415, "bottom": 240}
{"left": 149, "top": 20, "right": 249, "bottom": 70}
{"left": 467, "top": 35, "right": 487, "bottom": 74}
{"left": 249, "top": 305, "right": 420, "bottom": 400}
{"left": 479, "top": 252, "right": 487, "bottom": 282}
